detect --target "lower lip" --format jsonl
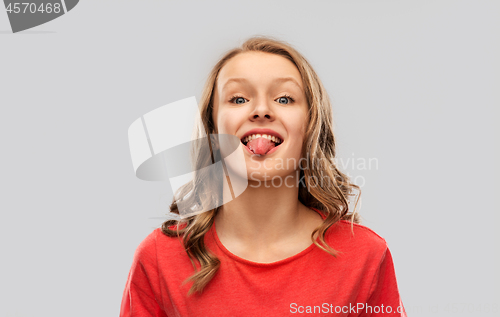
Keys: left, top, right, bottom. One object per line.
{"left": 241, "top": 141, "right": 284, "bottom": 156}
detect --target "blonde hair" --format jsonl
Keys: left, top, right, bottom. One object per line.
{"left": 161, "top": 35, "right": 361, "bottom": 295}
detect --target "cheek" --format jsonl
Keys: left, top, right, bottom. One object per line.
{"left": 215, "top": 110, "right": 232, "bottom": 134}
{"left": 287, "top": 113, "right": 308, "bottom": 153}
{"left": 290, "top": 113, "right": 308, "bottom": 137}
{"left": 217, "top": 107, "right": 248, "bottom": 134}
{"left": 213, "top": 107, "right": 229, "bottom": 133}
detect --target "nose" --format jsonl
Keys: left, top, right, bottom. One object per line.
{"left": 249, "top": 98, "right": 274, "bottom": 122}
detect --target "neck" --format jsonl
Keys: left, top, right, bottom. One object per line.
{"left": 214, "top": 172, "right": 315, "bottom": 246}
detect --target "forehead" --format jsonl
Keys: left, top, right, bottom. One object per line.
{"left": 217, "top": 51, "right": 304, "bottom": 91}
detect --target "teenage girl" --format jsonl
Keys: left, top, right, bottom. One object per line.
{"left": 120, "top": 36, "right": 407, "bottom": 317}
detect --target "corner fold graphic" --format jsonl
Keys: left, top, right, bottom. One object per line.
{"left": 3, "top": 0, "right": 79, "bottom": 33}
{"left": 64, "top": 0, "right": 78, "bottom": 11}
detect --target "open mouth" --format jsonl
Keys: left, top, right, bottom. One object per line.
{"left": 240, "top": 134, "right": 284, "bottom": 155}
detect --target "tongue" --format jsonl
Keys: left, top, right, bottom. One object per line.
{"left": 246, "top": 138, "right": 275, "bottom": 155}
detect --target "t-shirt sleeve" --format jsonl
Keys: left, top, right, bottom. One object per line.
{"left": 120, "top": 230, "right": 168, "bottom": 317}
{"left": 364, "top": 247, "right": 407, "bottom": 317}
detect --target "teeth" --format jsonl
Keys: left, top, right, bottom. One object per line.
{"left": 242, "top": 134, "right": 283, "bottom": 144}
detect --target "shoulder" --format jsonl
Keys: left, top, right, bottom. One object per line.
{"left": 309, "top": 207, "right": 388, "bottom": 257}
{"left": 132, "top": 227, "right": 187, "bottom": 265}
{"left": 140, "top": 226, "right": 185, "bottom": 248}
{"left": 325, "top": 220, "right": 388, "bottom": 260}
{"left": 333, "top": 220, "right": 387, "bottom": 243}
{"left": 133, "top": 228, "right": 161, "bottom": 262}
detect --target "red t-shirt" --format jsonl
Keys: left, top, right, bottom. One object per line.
{"left": 120, "top": 208, "right": 406, "bottom": 316}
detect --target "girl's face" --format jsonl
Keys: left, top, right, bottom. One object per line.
{"left": 212, "top": 52, "right": 308, "bottom": 181}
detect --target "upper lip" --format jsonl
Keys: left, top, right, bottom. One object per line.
{"left": 240, "top": 128, "right": 284, "bottom": 142}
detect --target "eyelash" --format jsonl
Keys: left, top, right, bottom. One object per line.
{"left": 228, "top": 95, "right": 296, "bottom": 104}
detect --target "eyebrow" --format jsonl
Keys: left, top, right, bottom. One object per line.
{"left": 221, "top": 77, "right": 303, "bottom": 91}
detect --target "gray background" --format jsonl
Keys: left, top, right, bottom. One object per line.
{"left": 1, "top": 1, "right": 498, "bottom": 316}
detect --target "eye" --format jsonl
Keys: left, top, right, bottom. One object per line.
{"left": 276, "top": 95, "right": 295, "bottom": 105}
{"left": 229, "top": 96, "right": 247, "bottom": 104}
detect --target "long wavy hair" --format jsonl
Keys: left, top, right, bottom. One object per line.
{"left": 161, "top": 36, "right": 361, "bottom": 296}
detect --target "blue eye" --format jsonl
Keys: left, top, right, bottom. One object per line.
{"left": 235, "top": 97, "right": 246, "bottom": 104}
{"left": 277, "top": 97, "right": 289, "bottom": 104}
{"left": 276, "top": 95, "right": 295, "bottom": 104}
{"left": 229, "top": 96, "right": 247, "bottom": 104}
